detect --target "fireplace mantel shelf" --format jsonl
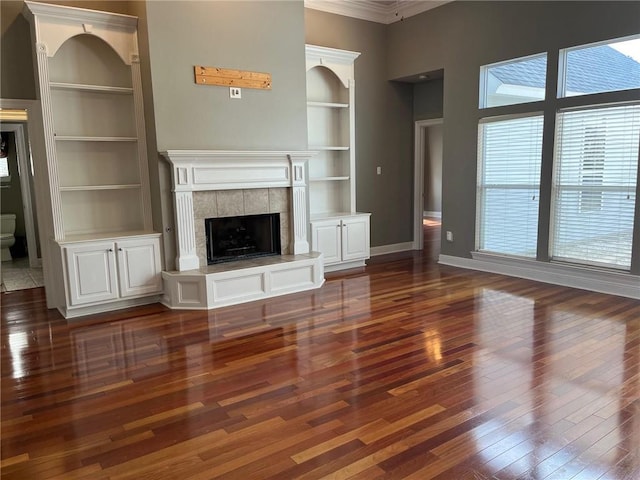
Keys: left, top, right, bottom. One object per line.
{"left": 161, "top": 150, "right": 317, "bottom": 192}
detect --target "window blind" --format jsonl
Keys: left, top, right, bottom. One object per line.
{"left": 477, "top": 114, "right": 544, "bottom": 257}
{"left": 551, "top": 103, "right": 640, "bottom": 269}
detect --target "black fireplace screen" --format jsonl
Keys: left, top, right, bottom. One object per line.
{"left": 205, "top": 213, "right": 281, "bottom": 264}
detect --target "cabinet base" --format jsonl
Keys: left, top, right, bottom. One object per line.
{"left": 161, "top": 253, "right": 325, "bottom": 310}
{"left": 324, "top": 259, "right": 367, "bottom": 273}
{"left": 59, "top": 295, "right": 163, "bottom": 320}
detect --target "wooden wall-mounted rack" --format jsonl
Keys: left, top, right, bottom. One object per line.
{"left": 194, "top": 66, "right": 271, "bottom": 90}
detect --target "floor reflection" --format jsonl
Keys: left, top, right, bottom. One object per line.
{"left": 1, "top": 243, "right": 638, "bottom": 479}
{"left": 71, "top": 320, "right": 169, "bottom": 391}
{"left": 467, "top": 286, "right": 638, "bottom": 479}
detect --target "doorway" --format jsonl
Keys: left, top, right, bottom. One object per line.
{"left": 1, "top": 103, "right": 43, "bottom": 291}
{"left": 413, "top": 119, "right": 443, "bottom": 252}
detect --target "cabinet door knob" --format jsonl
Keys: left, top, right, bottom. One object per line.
{"left": 118, "top": 248, "right": 123, "bottom": 251}
{"left": 108, "top": 248, "right": 113, "bottom": 252}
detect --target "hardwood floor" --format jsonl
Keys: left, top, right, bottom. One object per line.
{"left": 1, "top": 223, "right": 639, "bottom": 479}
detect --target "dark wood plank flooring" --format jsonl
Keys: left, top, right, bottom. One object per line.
{"left": 1, "top": 222, "right": 639, "bottom": 479}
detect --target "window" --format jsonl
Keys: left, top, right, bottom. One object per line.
{"left": 477, "top": 114, "right": 544, "bottom": 257}
{"left": 0, "top": 133, "right": 9, "bottom": 182}
{"left": 559, "top": 35, "right": 640, "bottom": 97}
{"left": 0, "top": 157, "right": 9, "bottom": 181}
{"left": 551, "top": 104, "right": 640, "bottom": 269}
{"left": 479, "top": 53, "right": 547, "bottom": 108}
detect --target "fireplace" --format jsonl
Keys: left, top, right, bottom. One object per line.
{"left": 160, "top": 150, "right": 324, "bottom": 312}
{"left": 206, "top": 213, "right": 281, "bottom": 264}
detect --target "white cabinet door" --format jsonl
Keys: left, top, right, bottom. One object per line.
{"left": 116, "top": 237, "right": 163, "bottom": 298}
{"left": 341, "top": 215, "right": 370, "bottom": 262}
{"left": 311, "top": 220, "right": 342, "bottom": 265}
{"left": 65, "top": 242, "right": 118, "bottom": 306}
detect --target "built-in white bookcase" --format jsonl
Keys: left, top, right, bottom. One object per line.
{"left": 306, "top": 45, "right": 371, "bottom": 271}
{"left": 24, "top": 1, "right": 161, "bottom": 318}
{"left": 48, "top": 32, "right": 147, "bottom": 238}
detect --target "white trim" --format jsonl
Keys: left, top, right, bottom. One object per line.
{"left": 413, "top": 118, "right": 443, "bottom": 250}
{"left": 23, "top": 1, "right": 138, "bottom": 64}
{"left": 23, "top": 1, "right": 136, "bottom": 27}
{"left": 370, "top": 242, "right": 414, "bottom": 256}
{"left": 438, "top": 253, "right": 640, "bottom": 300}
{"left": 304, "top": 0, "right": 452, "bottom": 24}
{"left": 305, "top": 44, "right": 360, "bottom": 89}
{"left": 478, "top": 111, "right": 545, "bottom": 124}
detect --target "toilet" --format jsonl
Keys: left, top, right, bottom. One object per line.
{"left": 0, "top": 213, "right": 16, "bottom": 262}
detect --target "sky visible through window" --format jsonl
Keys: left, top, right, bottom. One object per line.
{"left": 611, "top": 38, "right": 640, "bottom": 62}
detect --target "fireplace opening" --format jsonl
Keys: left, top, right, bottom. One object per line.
{"left": 205, "top": 213, "right": 281, "bottom": 264}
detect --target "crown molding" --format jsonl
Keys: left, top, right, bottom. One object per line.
{"left": 23, "top": 0, "right": 137, "bottom": 29}
{"left": 304, "top": 0, "right": 452, "bottom": 24}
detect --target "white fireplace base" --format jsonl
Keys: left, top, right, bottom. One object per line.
{"left": 161, "top": 252, "right": 324, "bottom": 310}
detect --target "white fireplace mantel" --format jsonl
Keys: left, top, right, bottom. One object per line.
{"left": 161, "top": 150, "right": 316, "bottom": 271}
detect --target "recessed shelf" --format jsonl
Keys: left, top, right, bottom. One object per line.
{"left": 50, "top": 82, "right": 133, "bottom": 94}
{"left": 60, "top": 230, "right": 157, "bottom": 244}
{"left": 307, "top": 101, "right": 349, "bottom": 108}
{"left": 55, "top": 136, "right": 138, "bottom": 142}
{"left": 309, "top": 146, "right": 350, "bottom": 151}
{"left": 310, "top": 176, "right": 350, "bottom": 182}
{"left": 60, "top": 184, "right": 141, "bottom": 192}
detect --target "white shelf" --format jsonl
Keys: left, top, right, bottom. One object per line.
{"left": 307, "top": 101, "right": 349, "bottom": 108}
{"left": 310, "top": 176, "right": 350, "bottom": 182}
{"left": 60, "top": 184, "right": 141, "bottom": 192}
{"left": 49, "top": 82, "right": 133, "bottom": 94}
{"left": 310, "top": 146, "right": 350, "bottom": 151}
{"left": 311, "top": 211, "right": 370, "bottom": 221}
{"left": 59, "top": 230, "right": 158, "bottom": 244}
{"left": 55, "top": 136, "right": 138, "bottom": 142}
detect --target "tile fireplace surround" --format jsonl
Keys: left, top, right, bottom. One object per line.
{"left": 160, "top": 151, "right": 324, "bottom": 310}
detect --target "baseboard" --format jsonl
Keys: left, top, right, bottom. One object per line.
{"left": 438, "top": 253, "right": 640, "bottom": 300}
{"left": 370, "top": 242, "right": 414, "bottom": 256}
{"left": 423, "top": 211, "right": 442, "bottom": 218}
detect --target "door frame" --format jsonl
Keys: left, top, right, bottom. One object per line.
{"left": 413, "top": 118, "right": 443, "bottom": 250}
{"left": 1, "top": 120, "right": 40, "bottom": 268}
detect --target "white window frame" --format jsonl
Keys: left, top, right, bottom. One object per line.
{"left": 557, "top": 33, "right": 640, "bottom": 98}
{"left": 479, "top": 52, "right": 548, "bottom": 109}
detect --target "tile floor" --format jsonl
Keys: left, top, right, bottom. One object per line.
{"left": 0, "top": 257, "right": 44, "bottom": 292}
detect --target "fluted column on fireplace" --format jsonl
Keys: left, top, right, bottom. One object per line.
{"left": 288, "top": 153, "right": 311, "bottom": 255}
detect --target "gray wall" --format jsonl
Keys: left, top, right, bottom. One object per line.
{"left": 414, "top": 78, "right": 443, "bottom": 121}
{"left": 1, "top": 1, "right": 36, "bottom": 99}
{"left": 144, "top": 1, "right": 308, "bottom": 268}
{"left": 388, "top": 1, "right": 640, "bottom": 265}
{"left": 305, "top": 8, "right": 414, "bottom": 247}
{"left": 145, "top": 1, "right": 307, "bottom": 151}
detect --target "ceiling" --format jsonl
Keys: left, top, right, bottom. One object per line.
{"left": 304, "top": 0, "right": 453, "bottom": 24}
